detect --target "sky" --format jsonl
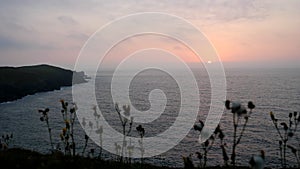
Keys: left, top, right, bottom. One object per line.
{"left": 0, "top": 0, "right": 299, "bottom": 70}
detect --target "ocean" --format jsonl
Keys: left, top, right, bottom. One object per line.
{"left": 0, "top": 67, "right": 300, "bottom": 168}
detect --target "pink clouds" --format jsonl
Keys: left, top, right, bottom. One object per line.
{"left": 0, "top": 0, "right": 299, "bottom": 68}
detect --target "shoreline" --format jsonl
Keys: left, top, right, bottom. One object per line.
{"left": 0, "top": 82, "right": 87, "bottom": 105}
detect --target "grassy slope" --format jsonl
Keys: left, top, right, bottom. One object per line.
{"left": 0, "top": 148, "right": 174, "bottom": 169}
{"left": 0, "top": 148, "right": 258, "bottom": 169}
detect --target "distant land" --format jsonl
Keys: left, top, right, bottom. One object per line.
{"left": 0, "top": 64, "right": 88, "bottom": 103}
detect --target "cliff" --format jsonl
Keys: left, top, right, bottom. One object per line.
{"left": 0, "top": 64, "right": 88, "bottom": 103}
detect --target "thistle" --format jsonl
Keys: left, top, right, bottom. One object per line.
{"left": 59, "top": 100, "right": 77, "bottom": 156}
{"left": 193, "top": 120, "right": 226, "bottom": 168}
{"left": 115, "top": 103, "right": 134, "bottom": 163}
{"left": 224, "top": 100, "right": 255, "bottom": 167}
{"left": 270, "top": 111, "right": 300, "bottom": 168}
{"left": 38, "top": 108, "right": 53, "bottom": 152}
{"left": 136, "top": 124, "right": 145, "bottom": 163}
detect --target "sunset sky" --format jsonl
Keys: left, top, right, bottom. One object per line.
{"left": 0, "top": 0, "right": 299, "bottom": 69}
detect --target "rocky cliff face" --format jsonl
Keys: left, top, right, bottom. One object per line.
{"left": 0, "top": 64, "right": 88, "bottom": 103}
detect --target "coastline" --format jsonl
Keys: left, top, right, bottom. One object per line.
{"left": 0, "top": 64, "right": 88, "bottom": 103}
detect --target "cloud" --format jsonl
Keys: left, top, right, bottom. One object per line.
{"left": 5, "top": 22, "right": 35, "bottom": 33}
{"left": 0, "top": 0, "right": 299, "bottom": 68}
{"left": 0, "top": 35, "right": 27, "bottom": 49}
{"left": 57, "top": 16, "right": 78, "bottom": 25}
{"left": 67, "top": 32, "right": 89, "bottom": 41}
{"left": 166, "top": 0, "right": 268, "bottom": 23}
{"left": 0, "top": 34, "right": 57, "bottom": 50}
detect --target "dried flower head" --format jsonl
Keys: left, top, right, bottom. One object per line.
{"left": 225, "top": 100, "right": 231, "bottom": 110}
{"left": 247, "top": 101, "right": 255, "bottom": 109}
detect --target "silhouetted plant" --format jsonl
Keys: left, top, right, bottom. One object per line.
{"left": 115, "top": 103, "right": 134, "bottom": 162}
{"left": 249, "top": 150, "right": 265, "bottom": 169}
{"left": 88, "top": 148, "right": 95, "bottom": 158}
{"left": 115, "top": 142, "right": 121, "bottom": 161}
{"left": 38, "top": 108, "right": 54, "bottom": 151}
{"left": 127, "top": 138, "right": 134, "bottom": 164}
{"left": 224, "top": 100, "right": 255, "bottom": 167}
{"left": 182, "top": 153, "right": 194, "bottom": 169}
{"left": 193, "top": 120, "right": 227, "bottom": 168}
{"left": 0, "top": 133, "right": 13, "bottom": 150}
{"left": 270, "top": 111, "right": 300, "bottom": 168}
{"left": 82, "top": 133, "right": 89, "bottom": 156}
{"left": 136, "top": 124, "right": 145, "bottom": 163}
{"left": 93, "top": 105, "right": 103, "bottom": 159}
{"left": 220, "top": 144, "right": 229, "bottom": 166}
{"left": 39, "top": 100, "right": 99, "bottom": 157}
{"left": 81, "top": 119, "right": 94, "bottom": 156}
{"left": 59, "top": 100, "right": 77, "bottom": 156}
